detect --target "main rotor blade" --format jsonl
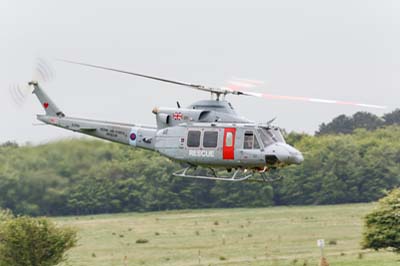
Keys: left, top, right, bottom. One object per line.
{"left": 58, "top": 59, "right": 387, "bottom": 109}
{"left": 58, "top": 59, "right": 206, "bottom": 90}
{"left": 240, "top": 90, "right": 387, "bottom": 109}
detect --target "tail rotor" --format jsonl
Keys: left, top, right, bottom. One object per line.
{"left": 9, "top": 58, "right": 55, "bottom": 107}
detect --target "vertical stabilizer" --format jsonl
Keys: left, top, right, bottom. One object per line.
{"left": 29, "top": 81, "right": 65, "bottom": 117}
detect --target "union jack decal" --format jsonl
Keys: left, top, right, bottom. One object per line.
{"left": 173, "top": 112, "right": 183, "bottom": 120}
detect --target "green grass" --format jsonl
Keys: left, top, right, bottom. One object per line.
{"left": 55, "top": 204, "right": 398, "bottom": 266}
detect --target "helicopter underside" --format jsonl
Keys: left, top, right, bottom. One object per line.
{"left": 173, "top": 165, "right": 283, "bottom": 183}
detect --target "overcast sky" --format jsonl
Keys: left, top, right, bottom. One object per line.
{"left": 1, "top": 0, "right": 399, "bottom": 144}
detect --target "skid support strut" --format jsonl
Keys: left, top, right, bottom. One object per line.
{"left": 173, "top": 167, "right": 253, "bottom": 182}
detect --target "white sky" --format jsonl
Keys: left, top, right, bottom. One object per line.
{"left": 1, "top": 0, "right": 399, "bottom": 144}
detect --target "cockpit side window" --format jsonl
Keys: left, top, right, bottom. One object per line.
{"left": 244, "top": 131, "right": 260, "bottom": 149}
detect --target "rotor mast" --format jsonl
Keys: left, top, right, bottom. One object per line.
{"left": 211, "top": 90, "right": 226, "bottom": 101}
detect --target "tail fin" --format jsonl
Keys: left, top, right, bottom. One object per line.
{"left": 29, "top": 81, "right": 65, "bottom": 117}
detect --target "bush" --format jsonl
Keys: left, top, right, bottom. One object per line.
{"left": 136, "top": 238, "right": 149, "bottom": 244}
{"left": 0, "top": 216, "right": 77, "bottom": 266}
{"left": 362, "top": 188, "right": 400, "bottom": 252}
{"left": 328, "top": 239, "right": 337, "bottom": 245}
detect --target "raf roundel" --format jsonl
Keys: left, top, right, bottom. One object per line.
{"left": 129, "top": 127, "right": 138, "bottom": 147}
{"left": 43, "top": 102, "right": 49, "bottom": 109}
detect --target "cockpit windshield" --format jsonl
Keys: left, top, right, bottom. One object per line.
{"left": 257, "top": 128, "right": 273, "bottom": 147}
{"left": 257, "top": 127, "right": 285, "bottom": 147}
{"left": 269, "top": 127, "right": 286, "bottom": 143}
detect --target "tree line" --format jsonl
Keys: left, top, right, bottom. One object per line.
{"left": 1, "top": 125, "right": 399, "bottom": 216}
{"left": 317, "top": 109, "right": 400, "bottom": 135}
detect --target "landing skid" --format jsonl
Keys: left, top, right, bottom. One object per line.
{"left": 173, "top": 166, "right": 283, "bottom": 183}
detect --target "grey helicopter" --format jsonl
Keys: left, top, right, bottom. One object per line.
{"left": 19, "top": 59, "right": 386, "bottom": 182}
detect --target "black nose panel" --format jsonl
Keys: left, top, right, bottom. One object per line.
{"left": 265, "top": 155, "right": 278, "bottom": 165}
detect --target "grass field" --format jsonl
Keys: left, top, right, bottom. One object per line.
{"left": 56, "top": 204, "right": 398, "bottom": 266}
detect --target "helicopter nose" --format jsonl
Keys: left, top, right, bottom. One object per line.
{"left": 291, "top": 148, "right": 304, "bottom": 164}
{"left": 264, "top": 143, "right": 304, "bottom": 165}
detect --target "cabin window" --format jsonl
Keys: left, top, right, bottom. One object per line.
{"left": 244, "top": 131, "right": 254, "bottom": 149}
{"left": 187, "top": 130, "right": 201, "bottom": 147}
{"left": 244, "top": 131, "right": 260, "bottom": 149}
{"left": 203, "top": 131, "right": 218, "bottom": 148}
{"left": 225, "top": 132, "right": 233, "bottom": 147}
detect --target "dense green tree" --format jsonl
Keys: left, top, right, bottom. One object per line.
{"left": 352, "top": 112, "right": 383, "bottom": 131}
{"left": 0, "top": 126, "right": 400, "bottom": 216}
{"left": 317, "top": 112, "right": 383, "bottom": 135}
{"left": 0, "top": 217, "right": 77, "bottom": 266}
{"left": 362, "top": 188, "right": 400, "bottom": 252}
{"left": 383, "top": 109, "right": 400, "bottom": 126}
{"left": 317, "top": 114, "right": 354, "bottom": 135}
{"left": 317, "top": 109, "right": 400, "bottom": 135}
{"left": 0, "top": 141, "right": 18, "bottom": 148}
{"left": 275, "top": 127, "right": 400, "bottom": 205}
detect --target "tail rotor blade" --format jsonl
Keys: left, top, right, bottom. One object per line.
{"left": 9, "top": 85, "right": 22, "bottom": 106}
{"left": 33, "top": 57, "right": 55, "bottom": 83}
{"left": 9, "top": 84, "right": 32, "bottom": 107}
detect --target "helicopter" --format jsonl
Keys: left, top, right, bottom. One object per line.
{"left": 23, "top": 59, "right": 386, "bottom": 182}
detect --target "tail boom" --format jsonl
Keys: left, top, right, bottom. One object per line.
{"left": 31, "top": 81, "right": 156, "bottom": 150}
{"left": 37, "top": 114, "right": 157, "bottom": 150}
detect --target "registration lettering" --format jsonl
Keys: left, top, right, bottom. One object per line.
{"left": 188, "top": 150, "right": 215, "bottom": 158}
